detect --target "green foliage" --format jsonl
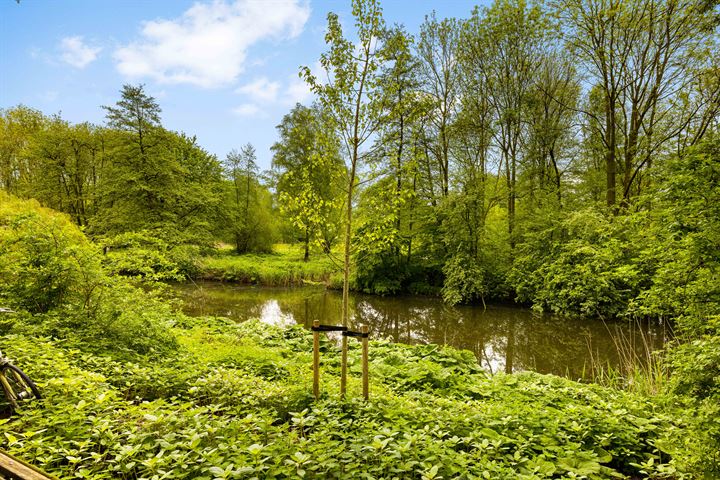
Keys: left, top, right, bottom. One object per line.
{"left": 0, "top": 193, "right": 178, "bottom": 357}
{"left": 511, "top": 209, "right": 652, "bottom": 317}
{"left": 272, "top": 103, "right": 344, "bottom": 257}
{"left": 441, "top": 253, "right": 487, "bottom": 306}
{"left": 0, "top": 318, "right": 701, "bottom": 479}
{"left": 0, "top": 192, "right": 104, "bottom": 313}
{"left": 101, "top": 231, "right": 201, "bottom": 281}
{"left": 217, "top": 145, "right": 279, "bottom": 254}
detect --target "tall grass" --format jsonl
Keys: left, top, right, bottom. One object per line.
{"left": 583, "top": 319, "right": 672, "bottom": 396}
{"left": 196, "top": 243, "right": 338, "bottom": 286}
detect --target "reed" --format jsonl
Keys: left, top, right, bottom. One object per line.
{"left": 583, "top": 319, "right": 672, "bottom": 396}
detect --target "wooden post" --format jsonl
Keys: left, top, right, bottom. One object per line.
{"left": 361, "top": 325, "right": 369, "bottom": 400}
{"left": 312, "top": 320, "right": 320, "bottom": 400}
{"left": 340, "top": 336, "right": 347, "bottom": 398}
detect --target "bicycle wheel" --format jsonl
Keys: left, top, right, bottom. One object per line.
{"left": 0, "top": 363, "right": 41, "bottom": 408}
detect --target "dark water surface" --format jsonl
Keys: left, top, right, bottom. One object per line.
{"left": 172, "top": 281, "right": 671, "bottom": 380}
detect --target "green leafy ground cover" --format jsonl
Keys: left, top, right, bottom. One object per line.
{"left": 0, "top": 318, "right": 698, "bottom": 479}
{"left": 195, "top": 244, "right": 337, "bottom": 286}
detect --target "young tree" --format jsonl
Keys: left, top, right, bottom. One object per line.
{"left": 301, "top": 0, "right": 386, "bottom": 395}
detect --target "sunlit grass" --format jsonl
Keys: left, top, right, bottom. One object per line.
{"left": 197, "top": 243, "right": 339, "bottom": 286}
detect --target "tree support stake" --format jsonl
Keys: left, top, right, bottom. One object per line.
{"left": 311, "top": 321, "right": 369, "bottom": 401}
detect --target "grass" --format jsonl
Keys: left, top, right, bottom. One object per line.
{"left": 196, "top": 243, "right": 339, "bottom": 286}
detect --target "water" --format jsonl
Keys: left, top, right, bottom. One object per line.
{"left": 172, "top": 281, "right": 671, "bottom": 380}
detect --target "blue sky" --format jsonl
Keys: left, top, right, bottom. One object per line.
{"left": 1, "top": 0, "right": 482, "bottom": 169}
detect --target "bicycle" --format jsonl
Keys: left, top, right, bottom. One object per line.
{"left": 0, "top": 308, "right": 41, "bottom": 413}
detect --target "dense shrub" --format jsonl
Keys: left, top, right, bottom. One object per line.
{"left": 0, "top": 192, "right": 104, "bottom": 313}
{"left": 511, "top": 209, "right": 652, "bottom": 317}
{"left": 0, "top": 192, "right": 178, "bottom": 357}
{"left": 441, "top": 253, "right": 487, "bottom": 305}
{"left": 100, "top": 230, "right": 201, "bottom": 281}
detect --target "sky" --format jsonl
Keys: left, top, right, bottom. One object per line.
{"left": 0, "top": 0, "right": 482, "bottom": 170}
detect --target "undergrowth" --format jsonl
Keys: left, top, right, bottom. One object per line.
{"left": 0, "top": 318, "right": 702, "bottom": 479}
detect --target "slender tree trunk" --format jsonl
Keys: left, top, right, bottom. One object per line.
{"left": 304, "top": 227, "right": 310, "bottom": 262}
{"left": 605, "top": 98, "right": 617, "bottom": 208}
{"left": 341, "top": 49, "right": 369, "bottom": 397}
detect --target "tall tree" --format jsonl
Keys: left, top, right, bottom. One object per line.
{"left": 416, "top": 13, "right": 460, "bottom": 200}
{"left": 224, "top": 143, "right": 264, "bottom": 253}
{"left": 0, "top": 106, "right": 46, "bottom": 194}
{"left": 466, "top": 0, "right": 549, "bottom": 247}
{"left": 25, "top": 119, "right": 106, "bottom": 226}
{"left": 301, "top": 0, "right": 386, "bottom": 395}
{"left": 97, "top": 84, "right": 176, "bottom": 234}
{"left": 559, "top": 0, "right": 717, "bottom": 207}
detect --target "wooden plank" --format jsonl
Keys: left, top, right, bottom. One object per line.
{"left": 0, "top": 450, "right": 57, "bottom": 480}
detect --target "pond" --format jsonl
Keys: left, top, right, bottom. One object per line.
{"left": 172, "top": 281, "right": 671, "bottom": 380}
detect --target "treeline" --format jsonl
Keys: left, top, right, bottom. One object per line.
{"left": 0, "top": 86, "right": 285, "bottom": 280}
{"left": 1, "top": 0, "right": 719, "bottom": 318}
{"left": 271, "top": 0, "right": 720, "bottom": 314}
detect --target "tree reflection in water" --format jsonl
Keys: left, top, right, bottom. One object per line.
{"left": 174, "top": 282, "right": 671, "bottom": 381}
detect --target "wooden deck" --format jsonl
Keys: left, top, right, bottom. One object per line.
{"left": 0, "top": 450, "right": 56, "bottom": 480}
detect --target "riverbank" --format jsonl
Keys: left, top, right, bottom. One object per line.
{"left": 193, "top": 244, "right": 338, "bottom": 286}
{"left": 0, "top": 317, "right": 696, "bottom": 478}
{"left": 171, "top": 281, "right": 671, "bottom": 383}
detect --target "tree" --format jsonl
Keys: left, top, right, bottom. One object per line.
{"left": 221, "top": 143, "right": 276, "bottom": 253}
{"left": 24, "top": 118, "right": 106, "bottom": 226}
{"left": 558, "top": 0, "right": 717, "bottom": 208}
{"left": 465, "top": 0, "right": 549, "bottom": 247}
{"left": 0, "top": 105, "right": 46, "bottom": 194}
{"left": 301, "top": 0, "right": 386, "bottom": 395}
{"left": 96, "top": 84, "right": 175, "bottom": 234}
{"left": 95, "top": 84, "right": 223, "bottom": 244}
{"left": 272, "top": 104, "right": 344, "bottom": 261}
{"left": 416, "top": 13, "right": 461, "bottom": 200}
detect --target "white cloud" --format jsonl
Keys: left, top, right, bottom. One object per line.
{"left": 283, "top": 75, "right": 312, "bottom": 105}
{"left": 115, "top": 0, "right": 310, "bottom": 88}
{"left": 234, "top": 74, "right": 313, "bottom": 116}
{"left": 59, "top": 36, "right": 101, "bottom": 68}
{"left": 236, "top": 77, "right": 280, "bottom": 102}
{"left": 232, "top": 103, "right": 262, "bottom": 116}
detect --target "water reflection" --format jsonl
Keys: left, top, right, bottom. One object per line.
{"left": 173, "top": 282, "right": 671, "bottom": 380}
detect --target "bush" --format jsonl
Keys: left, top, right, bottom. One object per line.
{"left": 0, "top": 192, "right": 104, "bottom": 313}
{"left": 100, "top": 230, "right": 201, "bottom": 281}
{"left": 0, "top": 192, "right": 178, "bottom": 357}
{"left": 441, "top": 253, "right": 487, "bottom": 305}
{"left": 511, "top": 209, "right": 652, "bottom": 317}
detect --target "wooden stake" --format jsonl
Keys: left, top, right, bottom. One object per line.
{"left": 312, "top": 320, "right": 320, "bottom": 400}
{"left": 340, "top": 336, "right": 348, "bottom": 398}
{"left": 361, "top": 325, "right": 369, "bottom": 400}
